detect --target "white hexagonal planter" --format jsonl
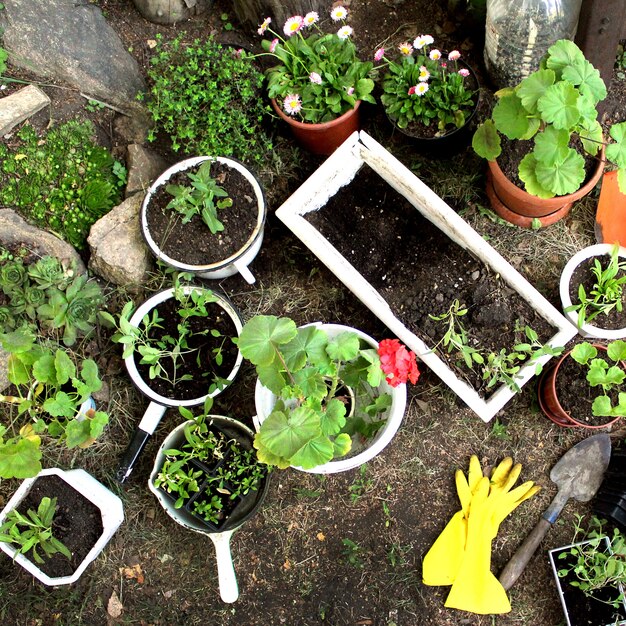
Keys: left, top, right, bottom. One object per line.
{"left": 275, "top": 131, "right": 577, "bottom": 422}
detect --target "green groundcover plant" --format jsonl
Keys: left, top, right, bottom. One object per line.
{"left": 0, "top": 122, "right": 126, "bottom": 249}
{"left": 473, "top": 39, "right": 626, "bottom": 197}
{"left": 0, "top": 328, "right": 109, "bottom": 479}
{"left": 256, "top": 5, "right": 375, "bottom": 123}
{"left": 141, "top": 34, "right": 272, "bottom": 167}
{"left": 375, "top": 36, "right": 476, "bottom": 134}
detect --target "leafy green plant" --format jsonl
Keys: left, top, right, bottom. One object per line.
{"left": 0, "top": 329, "right": 109, "bottom": 478}
{"left": 141, "top": 34, "right": 272, "bottom": 167}
{"left": 557, "top": 515, "right": 626, "bottom": 610}
{"left": 341, "top": 538, "right": 364, "bottom": 569}
{"left": 257, "top": 7, "right": 375, "bottom": 123}
{"left": 0, "top": 496, "right": 71, "bottom": 565}
{"left": 100, "top": 284, "right": 230, "bottom": 393}
{"left": 376, "top": 37, "right": 476, "bottom": 134}
{"left": 154, "top": 406, "right": 266, "bottom": 525}
{"left": 570, "top": 340, "right": 626, "bottom": 417}
{"left": 0, "top": 255, "right": 102, "bottom": 346}
{"left": 565, "top": 245, "right": 626, "bottom": 328}
{"left": 0, "top": 122, "right": 125, "bottom": 248}
{"left": 348, "top": 464, "right": 373, "bottom": 503}
{"left": 473, "top": 39, "right": 626, "bottom": 196}
{"left": 166, "top": 160, "right": 233, "bottom": 234}
{"left": 237, "top": 316, "right": 416, "bottom": 470}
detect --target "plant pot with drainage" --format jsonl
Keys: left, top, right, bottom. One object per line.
{"left": 538, "top": 340, "right": 626, "bottom": 429}
{"left": 561, "top": 244, "right": 626, "bottom": 339}
{"left": 141, "top": 156, "right": 266, "bottom": 284}
{"left": 0, "top": 467, "right": 124, "bottom": 586}
{"left": 472, "top": 39, "right": 626, "bottom": 229}
{"left": 238, "top": 316, "right": 413, "bottom": 474}
{"left": 100, "top": 280, "right": 244, "bottom": 482}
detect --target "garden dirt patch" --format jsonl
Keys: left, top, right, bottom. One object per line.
{"left": 0, "top": 1, "right": 625, "bottom": 626}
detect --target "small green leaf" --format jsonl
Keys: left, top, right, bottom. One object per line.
{"left": 571, "top": 343, "right": 597, "bottom": 364}
{"left": 493, "top": 94, "right": 533, "bottom": 139}
{"left": 517, "top": 69, "right": 555, "bottom": 111}
{"left": 534, "top": 127, "right": 570, "bottom": 166}
{"left": 537, "top": 82, "right": 581, "bottom": 130}
{"left": 472, "top": 120, "right": 501, "bottom": 160}
{"left": 535, "top": 148, "right": 585, "bottom": 196}
{"left": 608, "top": 340, "right": 626, "bottom": 362}
{"left": 518, "top": 153, "right": 555, "bottom": 198}
{"left": 238, "top": 316, "right": 297, "bottom": 366}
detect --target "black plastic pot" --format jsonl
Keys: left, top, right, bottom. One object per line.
{"left": 593, "top": 450, "right": 626, "bottom": 530}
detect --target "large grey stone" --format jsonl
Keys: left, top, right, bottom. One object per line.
{"left": 0, "top": 85, "right": 50, "bottom": 136}
{"left": 0, "top": 0, "right": 145, "bottom": 112}
{"left": 125, "top": 144, "right": 170, "bottom": 198}
{"left": 0, "top": 348, "right": 10, "bottom": 394}
{"left": 0, "top": 209, "right": 86, "bottom": 274}
{"left": 88, "top": 194, "right": 153, "bottom": 287}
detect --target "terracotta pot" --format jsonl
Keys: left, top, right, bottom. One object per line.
{"left": 271, "top": 98, "right": 361, "bottom": 155}
{"left": 487, "top": 145, "right": 606, "bottom": 221}
{"left": 537, "top": 345, "right": 622, "bottom": 429}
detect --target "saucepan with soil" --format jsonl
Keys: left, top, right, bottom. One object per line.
{"left": 0, "top": 467, "right": 124, "bottom": 586}
{"left": 538, "top": 340, "right": 626, "bottom": 429}
{"left": 141, "top": 156, "right": 266, "bottom": 284}
{"left": 100, "top": 281, "right": 243, "bottom": 482}
{"left": 149, "top": 410, "right": 270, "bottom": 603}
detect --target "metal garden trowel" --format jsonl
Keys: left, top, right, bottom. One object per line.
{"left": 499, "top": 433, "right": 612, "bottom": 590}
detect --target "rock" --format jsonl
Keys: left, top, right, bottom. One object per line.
{"left": 0, "top": 0, "right": 145, "bottom": 112}
{"left": 132, "top": 0, "right": 212, "bottom": 24}
{"left": 0, "top": 348, "right": 10, "bottom": 393}
{"left": 113, "top": 111, "right": 153, "bottom": 145}
{"left": 88, "top": 194, "right": 153, "bottom": 287}
{"left": 125, "top": 144, "right": 170, "bottom": 198}
{"left": 0, "top": 85, "right": 50, "bottom": 137}
{"left": 0, "top": 209, "right": 86, "bottom": 273}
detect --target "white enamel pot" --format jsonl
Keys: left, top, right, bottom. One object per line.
{"left": 141, "top": 156, "right": 266, "bottom": 284}
{"left": 117, "top": 286, "right": 243, "bottom": 483}
{"left": 560, "top": 244, "right": 626, "bottom": 339}
{"left": 149, "top": 417, "right": 270, "bottom": 603}
{"left": 253, "top": 322, "right": 407, "bottom": 474}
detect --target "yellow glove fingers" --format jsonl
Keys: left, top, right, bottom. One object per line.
{"left": 491, "top": 482, "right": 541, "bottom": 532}
{"left": 456, "top": 469, "right": 472, "bottom": 515}
{"left": 490, "top": 456, "right": 513, "bottom": 489}
{"left": 467, "top": 455, "right": 483, "bottom": 492}
{"left": 498, "top": 462, "right": 522, "bottom": 494}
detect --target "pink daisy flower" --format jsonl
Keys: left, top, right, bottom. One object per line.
{"left": 423, "top": 35, "right": 434, "bottom": 45}
{"left": 303, "top": 11, "right": 319, "bottom": 26}
{"left": 309, "top": 71, "right": 322, "bottom": 84}
{"left": 448, "top": 50, "right": 461, "bottom": 61}
{"left": 418, "top": 65, "right": 430, "bottom": 81}
{"left": 330, "top": 5, "right": 348, "bottom": 21}
{"left": 269, "top": 38, "right": 279, "bottom": 53}
{"left": 408, "top": 85, "right": 417, "bottom": 95}
{"left": 429, "top": 49, "right": 441, "bottom": 61}
{"left": 337, "top": 25, "right": 353, "bottom": 40}
{"left": 415, "top": 83, "right": 429, "bottom": 96}
{"left": 257, "top": 17, "right": 271, "bottom": 35}
{"left": 346, "top": 86, "right": 355, "bottom": 95}
{"left": 283, "top": 15, "right": 304, "bottom": 37}
{"left": 398, "top": 42, "right": 413, "bottom": 56}
{"left": 283, "top": 94, "right": 302, "bottom": 115}
{"left": 459, "top": 68, "right": 470, "bottom": 77}
{"left": 374, "top": 47, "right": 385, "bottom": 62}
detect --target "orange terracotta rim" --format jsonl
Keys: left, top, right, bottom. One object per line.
{"left": 486, "top": 171, "right": 573, "bottom": 228}
{"left": 487, "top": 144, "right": 606, "bottom": 218}
{"left": 270, "top": 98, "right": 361, "bottom": 131}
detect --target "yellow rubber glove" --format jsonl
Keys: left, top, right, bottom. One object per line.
{"left": 422, "top": 455, "right": 483, "bottom": 586}
{"left": 444, "top": 462, "right": 540, "bottom": 614}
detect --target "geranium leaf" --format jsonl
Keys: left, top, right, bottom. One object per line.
{"left": 534, "top": 127, "right": 570, "bottom": 166}
{"left": 608, "top": 340, "right": 626, "bottom": 362}
{"left": 43, "top": 392, "right": 75, "bottom": 418}
{"left": 326, "top": 331, "right": 360, "bottom": 362}
{"left": 332, "top": 433, "right": 352, "bottom": 458}
{"left": 0, "top": 437, "right": 42, "bottom": 479}
{"left": 290, "top": 436, "right": 334, "bottom": 469}
{"left": 493, "top": 94, "right": 532, "bottom": 139}
{"left": 281, "top": 326, "right": 328, "bottom": 371}
{"left": 535, "top": 148, "right": 585, "bottom": 196}
{"left": 607, "top": 122, "right": 626, "bottom": 168}
{"left": 256, "top": 359, "right": 287, "bottom": 396}
{"left": 238, "top": 316, "right": 297, "bottom": 366}
{"left": 518, "top": 153, "right": 555, "bottom": 198}
{"left": 592, "top": 395, "right": 613, "bottom": 417}
{"left": 54, "top": 349, "right": 75, "bottom": 386}
{"left": 293, "top": 367, "right": 327, "bottom": 400}
{"left": 472, "top": 120, "right": 501, "bottom": 160}
{"left": 546, "top": 39, "right": 586, "bottom": 75}
{"left": 320, "top": 398, "right": 347, "bottom": 436}
{"left": 257, "top": 406, "right": 321, "bottom": 459}
{"left": 579, "top": 119, "right": 604, "bottom": 156}
{"left": 537, "top": 82, "right": 580, "bottom": 130}
{"left": 517, "top": 69, "right": 555, "bottom": 111}
{"left": 31, "top": 353, "right": 56, "bottom": 384}
{"left": 562, "top": 60, "right": 606, "bottom": 103}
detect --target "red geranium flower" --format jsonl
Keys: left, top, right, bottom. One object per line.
{"left": 378, "top": 339, "right": 419, "bottom": 387}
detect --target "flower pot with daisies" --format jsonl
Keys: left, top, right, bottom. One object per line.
{"left": 237, "top": 316, "right": 415, "bottom": 473}
{"left": 376, "top": 36, "right": 479, "bottom": 153}
{"left": 472, "top": 39, "right": 626, "bottom": 228}
{"left": 256, "top": 6, "right": 375, "bottom": 155}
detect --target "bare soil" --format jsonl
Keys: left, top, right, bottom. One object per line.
{"left": 0, "top": 1, "right": 625, "bottom": 626}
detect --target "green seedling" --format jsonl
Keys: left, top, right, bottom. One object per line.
{"left": 341, "top": 538, "right": 364, "bottom": 569}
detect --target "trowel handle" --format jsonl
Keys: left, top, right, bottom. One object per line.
{"left": 212, "top": 531, "right": 239, "bottom": 603}
{"left": 499, "top": 518, "right": 552, "bottom": 591}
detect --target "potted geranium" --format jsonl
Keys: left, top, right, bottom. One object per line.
{"left": 561, "top": 244, "right": 626, "bottom": 339}
{"left": 141, "top": 156, "right": 266, "bottom": 284}
{"left": 472, "top": 39, "right": 626, "bottom": 228}
{"left": 0, "top": 467, "right": 124, "bottom": 586}
{"left": 538, "top": 340, "right": 626, "bottom": 429}
{"left": 237, "top": 315, "right": 416, "bottom": 473}
{"left": 0, "top": 328, "right": 109, "bottom": 479}
{"left": 256, "top": 5, "right": 375, "bottom": 154}
{"left": 375, "top": 36, "right": 479, "bottom": 151}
